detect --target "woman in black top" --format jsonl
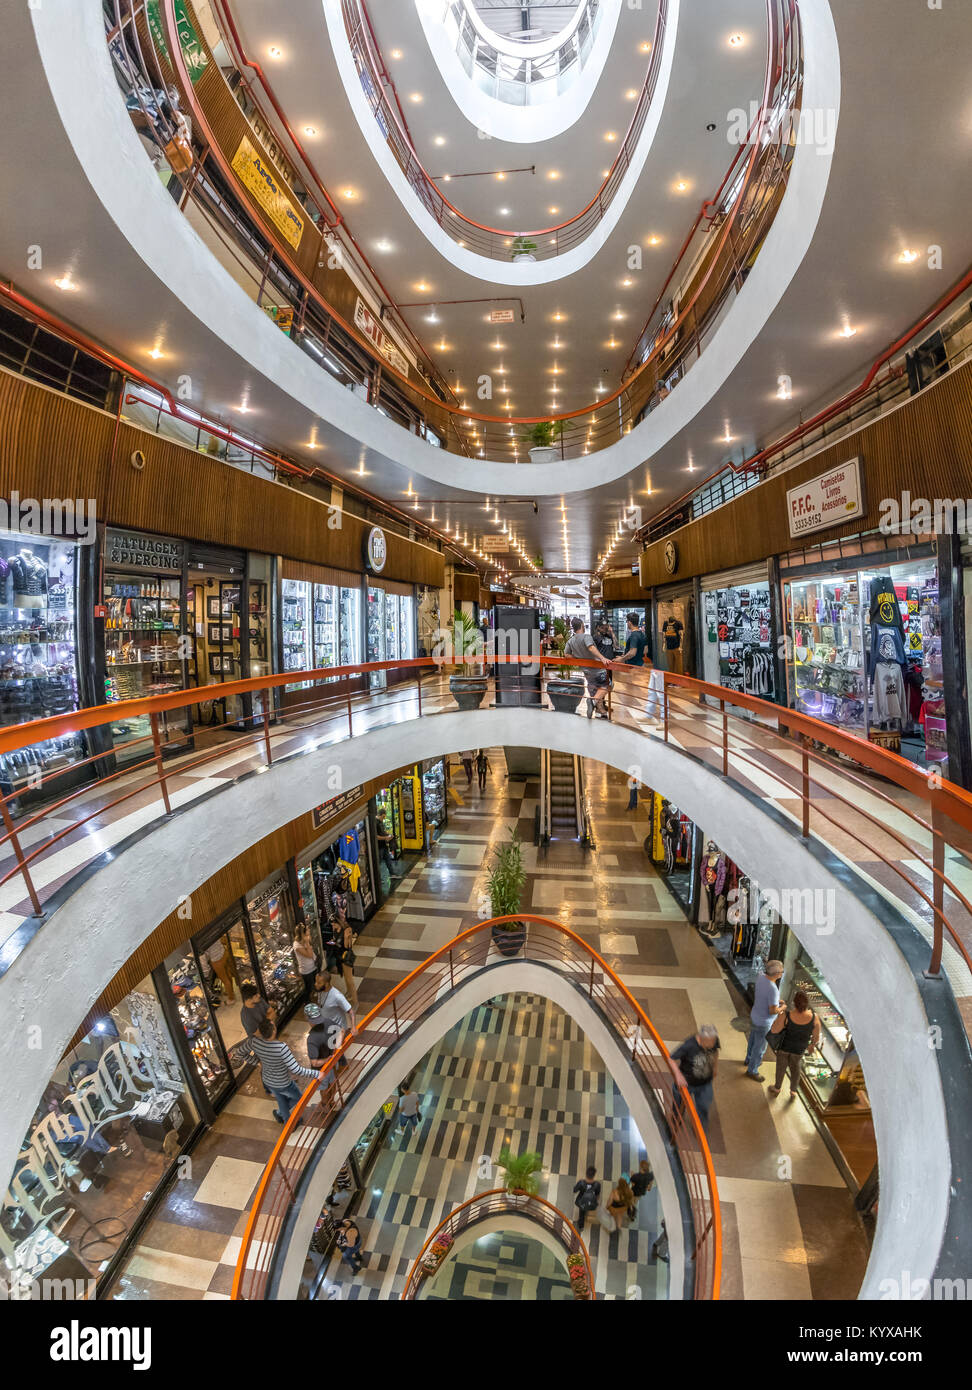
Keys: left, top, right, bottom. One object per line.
{"left": 768, "top": 989, "right": 820, "bottom": 1098}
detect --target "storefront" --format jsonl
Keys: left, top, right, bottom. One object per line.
{"left": 307, "top": 1099, "right": 397, "bottom": 1285}
{"left": 6, "top": 974, "right": 201, "bottom": 1294}
{"left": 366, "top": 577, "right": 416, "bottom": 691}
{"left": 296, "top": 791, "right": 378, "bottom": 931}
{"left": 781, "top": 543, "right": 946, "bottom": 773}
{"left": 279, "top": 562, "right": 362, "bottom": 692}
{"left": 592, "top": 603, "right": 648, "bottom": 656}
{"left": 647, "top": 792, "right": 697, "bottom": 915}
{"left": 416, "top": 584, "right": 441, "bottom": 657}
{"left": 652, "top": 581, "right": 697, "bottom": 676}
{"left": 700, "top": 563, "right": 779, "bottom": 703}
{"left": 376, "top": 767, "right": 426, "bottom": 862}
{"left": 422, "top": 757, "right": 448, "bottom": 847}
{"left": 0, "top": 525, "right": 91, "bottom": 800}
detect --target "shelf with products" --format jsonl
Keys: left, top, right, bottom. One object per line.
{"left": 353, "top": 1100, "right": 395, "bottom": 1178}
{"left": 339, "top": 586, "right": 361, "bottom": 667}
{"left": 788, "top": 952, "right": 868, "bottom": 1114}
{"left": 164, "top": 949, "right": 228, "bottom": 1099}
{"left": 247, "top": 876, "right": 302, "bottom": 1014}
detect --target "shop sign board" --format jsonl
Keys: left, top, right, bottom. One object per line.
{"left": 106, "top": 529, "right": 185, "bottom": 572}
{"left": 786, "top": 458, "right": 864, "bottom": 539}
{"left": 364, "top": 526, "right": 387, "bottom": 573}
{"left": 248, "top": 875, "right": 288, "bottom": 911}
{"left": 311, "top": 785, "right": 365, "bottom": 831}
{"left": 490, "top": 309, "right": 515, "bottom": 324}
{"left": 146, "top": 0, "right": 209, "bottom": 85}
{"left": 480, "top": 536, "right": 508, "bottom": 552}
{"left": 231, "top": 135, "right": 304, "bottom": 250}
{"left": 354, "top": 299, "right": 410, "bottom": 378}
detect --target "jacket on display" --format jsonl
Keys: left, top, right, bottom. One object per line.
{"left": 9, "top": 551, "right": 48, "bottom": 598}
{"left": 868, "top": 624, "right": 907, "bottom": 679}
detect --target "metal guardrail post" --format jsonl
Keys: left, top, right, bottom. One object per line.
{"left": 929, "top": 805, "right": 945, "bottom": 976}
{"left": 262, "top": 703, "right": 273, "bottom": 766}
{"left": 151, "top": 712, "right": 172, "bottom": 815}
{"left": 0, "top": 798, "right": 44, "bottom": 918}
{"left": 721, "top": 699, "right": 728, "bottom": 776}
{"left": 801, "top": 735, "right": 810, "bottom": 839}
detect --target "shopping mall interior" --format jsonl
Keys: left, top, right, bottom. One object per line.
{"left": 0, "top": 0, "right": 971, "bottom": 1345}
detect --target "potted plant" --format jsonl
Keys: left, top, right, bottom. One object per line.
{"left": 496, "top": 1147, "right": 543, "bottom": 1195}
{"left": 487, "top": 826, "right": 527, "bottom": 956}
{"left": 422, "top": 1230, "right": 454, "bottom": 1275}
{"left": 545, "top": 614, "right": 585, "bottom": 713}
{"left": 521, "top": 419, "right": 563, "bottom": 464}
{"left": 446, "top": 609, "right": 488, "bottom": 710}
{"left": 511, "top": 235, "right": 538, "bottom": 263}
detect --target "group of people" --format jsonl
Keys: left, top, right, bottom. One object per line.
{"left": 562, "top": 612, "right": 649, "bottom": 720}
{"left": 459, "top": 749, "right": 490, "bottom": 791}
{"left": 573, "top": 1159, "right": 656, "bottom": 1235}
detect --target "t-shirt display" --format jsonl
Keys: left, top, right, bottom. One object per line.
{"left": 0, "top": 533, "right": 85, "bottom": 793}
{"left": 703, "top": 583, "right": 775, "bottom": 697}
{"left": 661, "top": 617, "right": 684, "bottom": 651}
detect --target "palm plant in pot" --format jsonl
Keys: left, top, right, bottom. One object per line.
{"left": 487, "top": 825, "right": 527, "bottom": 956}
{"left": 521, "top": 419, "right": 563, "bottom": 464}
{"left": 510, "top": 235, "right": 538, "bottom": 263}
{"left": 447, "top": 608, "right": 488, "bottom": 710}
{"left": 545, "top": 613, "right": 585, "bottom": 713}
{"left": 496, "top": 1147, "right": 543, "bottom": 1196}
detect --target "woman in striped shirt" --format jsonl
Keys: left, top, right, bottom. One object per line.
{"left": 250, "top": 1017, "right": 319, "bottom": 1123}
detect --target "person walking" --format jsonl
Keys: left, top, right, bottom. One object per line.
{"left": 206, "top": 936, "right": 236, "bottom": 1002}
{"left": 249, "top": 1017, "right": 319, "bottom": 1123}
{"left": 476, "top": 748, "right": 490, "bottom": 792}
{"left": 338, "top": 918, "right": 359, "bottom": 1008}
{"left": 564, "top": 617, "right": 611, "bottom": 719}
{"left": 375, "top": 814, "right": 399, "bottom": 880}
{"left": 335, "top": 1218, "right": 364, "bottom": 1274}
{"left": 293, "top": 923, "right": 319, "bottom": 1000}
{"left": 768, "top": 990, "right": 820, "bottom": 1098}
{"left": 668, "top": 1023, "right": 720, "bottom": 1132}
{"left": 607, "top": 1174, "right": 634, "bottom": 1232}
{"left": 460, "top": 750, "right": 475, "bottom": 786}
{"left": 397, "top": 1082, "right": 423, "bottom": 1147}
{"left": 744, "top": 959, "right": 785, "bottom": 1081}
{"left": 629, "top": 1159, "right": 654, "bottom": 1218}
{"left": 572, "top": 1165, "right": 601, "bottom": 1231}
{"left": 651, "top": 1219, "right": 669, "bottom": 1264}
{"left": 626, "top": 774, "right": 639, "bottom": 812}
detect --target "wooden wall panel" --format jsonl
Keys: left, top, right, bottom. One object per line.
{"left": 641, "top": 359, "right": 972, "bottom": 587}
{"left": 454, "top": 571, "right": 480, "bottom": 602}
{"left": 0, "top": 371, "right": 444, "bottom": 587}
{"left": 602, "top": 574, "right": 645, "bottom": 601}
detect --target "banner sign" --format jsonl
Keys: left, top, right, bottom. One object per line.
{"left": 354, "top": 299, "right": 410, "bottom": 377}
{"left": 147, "top": 0, "right": 209, "bottom": 85}
{"left": 231, "top": 135, "right": 305, "bottom": 250}
{"left": 311, "top": 786, "right": 365, "bottom": 831}
{"left": 787, "top": 457, "right": 863, "bottom": 539}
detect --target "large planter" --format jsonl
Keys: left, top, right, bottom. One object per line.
{"left": 491, "top": 920, "right": 526, "bottom": 957}
{"left": 528, "top": 445, "right": 559, "bottom": 464}
{"left": 449, "top": 674, "right": 488, "bottom": 710}
{"left": 512, "top": 252, "right": 537, "bottom": 263}
{"left": 546, "top": 676, "right": 585, "bottom": 713}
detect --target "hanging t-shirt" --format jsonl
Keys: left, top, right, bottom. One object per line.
{"left": 339, "top": 828, "right": 360, "bottom": 865}
{"left": 662, "top": 617, "right": 684, "bottom": 651}
{"left": 868, "top": 577, "right": 907, "bottom": 641}
{"left": 873, "top": 662, "right": 905, "bottom": 723}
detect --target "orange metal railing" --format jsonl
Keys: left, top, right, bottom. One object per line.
{"left": 229, "top": 914, "right": 721, "bottom": 1301}
{"left": 399, "top": 1189, "right": 594, "bottom": 1301}
{"left": 1, "top": 656, "right": 972, "bottom": 987}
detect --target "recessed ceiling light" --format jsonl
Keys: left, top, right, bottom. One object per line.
{"left": 443, "top": 174, "right": 451, "bottom": 182}
{"left": 374, "top": 239, "right": 393, "bottom": 252}
{"left": 604, "top": 131, "right": 618, "bottom": 142}
{"left": 149, "top": 346, "right": 164, "bottom": 360}
{"left": 838, "top": 322, "right": 857, "bottom": 339}
{"left": 639, "top": 41, "right": 652, "bottom": 53}
{"left": 390, "top": 48, "right": 403, "bottom": 60}
{"left": 433, "top": 135, "right": 446, "bottom": 146}
{"left": 342, "top": 187, "right": 357, "bottom": 199}
{"left": 622, "top": 278, "right": 633, "bottom": 287}
{"left": 674, "top": 179, "right": 690, "bottom": 193}
{"left": 625, "top": 89, "right": 638, "bottom": 100}
{"left": 648, "top": 235, "right": 661, "bottom": 246}
{"left": 268, "top": 45, "right": 283, "bottom": 59}
{"left": 496, "top": 171, "right": 506, "bottom": 181}
{"left": 553, "top": 312, "right": 565, "bottom": 322}
{"left": 408, "top": 92, "right": 423, "bottom": 103}
{"left": 898, "top": 248, "right": 919, "bottom": 264}
{"left": 303, "top": 126, "right": 317, "bottom": 137}
{"left": 54, "top": 273, "right": 78, "bottom": 292}
{"left": 498, "top": 207, "right": 510, "bottom": 216}
{"left": 549, "top": 206, "right": 559, "bottom": 215}
{"left": 728, "top": 33, "right": 745, "bottom": 47}
{"left": 547, "top": 170, "right": 560, "bottom": 180}
{"left": 414, "top": 281, "right": 430, "bottom": 292}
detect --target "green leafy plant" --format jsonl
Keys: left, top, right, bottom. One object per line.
{"left": 511, "top": 236, "right": 538, "bottom": 259}
{"left": 487, "top": 826, "right": 525, "bottom": 919}
{"left": 496, "top": 1147, "right": 543, "bottom": 1196}
{"left": 521, "top": 419, "right": 563, "bottom": 450}
{"left": 549, "top": 614, "right": 577, "bottom": 679}
{"left": 449, "top": 608, "right": 481, "bottom": 666}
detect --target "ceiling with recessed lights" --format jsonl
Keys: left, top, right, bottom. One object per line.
{"left": 1, "top": 0, "right": 971, "bottom": 590}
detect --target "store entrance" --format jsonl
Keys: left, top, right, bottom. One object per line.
{"left": 194, "top": 916, "right": 257, "bottom": 1080}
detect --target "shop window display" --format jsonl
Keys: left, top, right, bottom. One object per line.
{"left": 164, "top": 947, "right": 229, "bottom": 1099}
{"left": 4, "top": 977, "right": 197, "bottom": 1290}
{"left": 339, "top": 586, "right": 361, "bottom": 667}
{"left": 702, "top": 583, "right": 774, "bottom": 698}
{"left": 422, "top": 759, "right": 447, "bottom": 846}
{"left": 197, "top": 919, "right": 257, "bottom": 1078}
{"left": 0, "top": 532, "right": 86, "bottom": 793}
{"left": 281, "top": 578, "right": 312, "bottom": 685}
{"left": 649, "top": 794, "right": 694, "bottom": 912}
{"left": 246, "top": 874, "right": 303, "bottom": 1014}
{"left": 784, "top": 945, "right": 869, "bottom": 1116}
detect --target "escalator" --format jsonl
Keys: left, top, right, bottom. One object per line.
{"left": 536, "top": 749, "right": 594, "bottom": 848}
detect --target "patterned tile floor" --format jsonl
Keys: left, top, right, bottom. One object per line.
{"left": 111, "top": 749, "right": 871, "bottom": 1301}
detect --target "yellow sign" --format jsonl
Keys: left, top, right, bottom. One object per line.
{"left": 231, "top": 135, "right": 304, "bottom": 250}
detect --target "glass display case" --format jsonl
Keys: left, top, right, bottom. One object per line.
{"left": 246, "top": 874, "right": 302, "bottom": 1014}
{"left": 0, "top": 533, "right": 86, "bottom": 795}
{"left": 422, "top": 759, "right": 446, "bottom": 845}
{"left": 163, "top": 948, "right": 229, "bottom": 1100}
{"left": 352, "top": 1099, "right": 396, "bottom": 1178}
{"left": 367, "top": 584, "right": 386, "bottom": 689}
{"left": 787, "top": 947, "right": 870, "bottom": 1114}
{"left": 313, "top": 583, "right": 339, "bottom": 676}
{"left": 339, "top": 586, "right": 361, "bottom": 667}
{"left": 295, "top": 860, "right": 325, "bottom": 958}
{"left": 384, "top": 590, "right": 400, "bottom": 671}
{"left": 399, "top": 594, "right": 415, "bottom": 659}
{"left": 785, "top": 575, "right": 865, "bottom": 733}
{"left": 281, "top": 578, "right": 312, "bottom": 684}
{"left": 104, "top": 571, "right": 186, "bottom": 764}
{"left": 197, "top": 918, "right": 257, "bottom": 1079}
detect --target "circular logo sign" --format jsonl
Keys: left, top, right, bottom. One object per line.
{"left": 365, "top": 526, "right": 387, "bottom": 573}
{"left": 664, "top": 539, "right": 678, "bottom": 575}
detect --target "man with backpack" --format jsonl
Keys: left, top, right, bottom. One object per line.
{"left": 573, "top": 1164, "right": 601, "bottom": 1230}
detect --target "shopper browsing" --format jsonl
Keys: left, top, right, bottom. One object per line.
{"left": 476, "top": 748, "right": 491, "bottom": 792}
{"left": 250, "top": 1017, "right": 320, "bottom": 1124}
{"left": 767, "top": 990, "right": 820, "bottom": 1098}
{"left": 397, "top": 1082, "right": 423, "bottom": 1147}
{"left": 744, "top": 960, "right": 785, "bottom": 1081}
{"left": 239, "top": 982, "right": 276, "bottom": 1037}
{"left": 335, "top": 1218, "right": 365, "bottom": 1274}
{"left": 618, "top": 612, "right": 649, "bottom": 668}
{"left": 629, "top": 1158, "right": 655, "bottom": 1217}
{"left": 460, "top": 750, "right": 475, "bottom": 786}
{"left": 572, "top": 1165, "right": 601, "bottom": 1231}
{"left": 293, "top": 923, "right": 319, "bottom": 1000}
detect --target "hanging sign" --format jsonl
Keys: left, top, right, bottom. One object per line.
{"left": 106, "top": 529, "right": 185, "bottom": 572}
{"left": 311, "top": 785, "right": 365, "bottom": 830}
{"left": 146, "top": 0, "right": 209, "bottom": 85}
{"left": 231, "top": 135, "right": 304, "bottom": 250}
{"left": 364, "top": 526, "right": 387, "bottom": 573}
{"left": 490, "top": 309, "right": 515, "bottom": 324}
{"left": 787, "top": 458, "right": 864, "bottom": 538}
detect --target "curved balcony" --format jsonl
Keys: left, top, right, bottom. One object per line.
{"left": 102, "top": 0, "right": 805, "bottom": 475}
{"left": 401, "top": 1189, "right": 595, "bottom": 1299}
{"left": 1, "top": 657, "right": 971, "bottom": 1303}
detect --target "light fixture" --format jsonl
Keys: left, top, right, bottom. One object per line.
{"left": 639, "top": 40, "right": 652, "bottom": 53}
{"left": 426, "top": 308, "right": 439, "bottom": 323}
{"left": 547, "top": 169, "right": 560, "bottom": 180}
{"left": 776, "top": 375, "right": 792, "bottom": 401}
{"left": 414, "top": 280, "right": 430, "bottom": 293}
{"left": 148, "top": 345, "right": 164, "bottom": 360}
{"left": 674, "top": 179, "right": 689, "bottom": 193}
{"left": 342, "top": 187, "right": 357, "bottom": 200}
{"left": 54, "top": 272, "right": 77, "bottom": 292}
{"left": 898, "top": 248, "right": 919, "bottom": 264}
{"left": 648, "top": 235, "right": 661, "bottom": 246}
{"left": 549, "top": 206, "right": 559, "bottom": 215}
{"left": 433, "top": 135, "right": 446, "bottom": 146}
{"left": 838, "top": 321, "right": 857, "bottom": 339}
{"left": 268, "top": 45, "right": 283, "bottom": 59}
{"left": 389, "top": 48, "right": 403, "bottom": 60}
{"left": 604, "top": 131, "right": 618, "bottom": 142}
{"left": 728, "top": 33, "right": 745, "bottom": 47}
{"left": 303, "top": 126, "right": 317, "bottom": 137}
{"left": 498, "top": 207, "right": 510, "bottom": 216}
{"left": 409, "top": 92, "right": 423, "bottom": 103}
